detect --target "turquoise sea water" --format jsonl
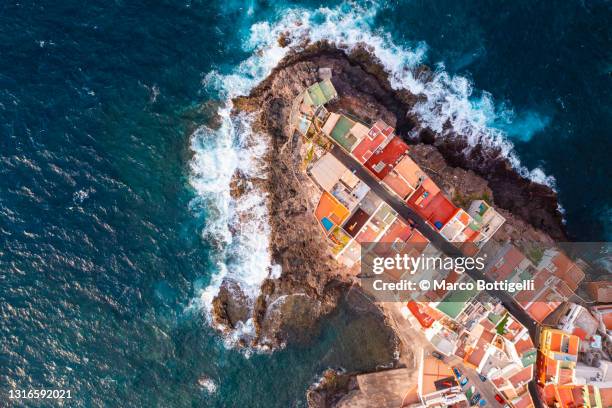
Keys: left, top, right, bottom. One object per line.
{"left": 1, "top": 1, "right": 610, "bottom": 406}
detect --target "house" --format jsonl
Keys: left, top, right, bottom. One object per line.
{"left": 309, "top": 152, "right": 370, "bottom": 211}
{"left": 363, "top": 136, "right": 409, "bottom": 180}
{"left": 351, "top": 120, "right": 394, "bottom": 164}
{"left": 438, "top": 209, "right": 478, "bottom": 243}
{"left": 321, "top": 113, "right": 360, "bottom": 152}
{"left": 303, "top": 79, "right": 337, "bottom": 108}
{"left": 314, "top": 192, "right": 350, "bottom": 236}
{"left": 536, "top": 249, "right": 586, "bottom": 292}
{"left": 587, "top": 281, "right": 612, "bottom": 303}
{"left": 538, "top": 328, "right": 580, "bottom": 386}
{"left": 555, "top": 304, "right": 600, "bottom": 344}
{"left": 381, "top": 155, "right": 427, "bottom": 200}
{"left": 467, "top": 200, "right": 506, "bottom": 246}
{"left": 543, "top": 383, "right": 604, "bottom": 408}
{"left": 486, "top": 244, "right": 536, "bottom": 281}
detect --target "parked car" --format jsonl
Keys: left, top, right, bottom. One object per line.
{"left": 479, "top": 374, "right": 487, "bottom": 382}
{"left": 431, "top": 351, "right": 444, "bottom": 360}
{"left": 494, "top": 394, "right": 505, "bottom": 404}
{"left": 470, "top": 393, "right": 481, "bottom": 406}
{"left": 453, "top": 367, "right": 462, "bottom": 378}
{"left": 460, "top": 377, "right": 469, "bottom": 386}
{"left": 479, "top": 399, "right": 487, "bottom": 406}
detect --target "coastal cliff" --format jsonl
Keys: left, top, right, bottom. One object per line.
{"left": 210, "top": 41, "right": 565, "bottom": 351}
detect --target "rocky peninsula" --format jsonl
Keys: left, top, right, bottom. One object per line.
{"left": 210, "top": 40, "right": 565, "bottom": 365}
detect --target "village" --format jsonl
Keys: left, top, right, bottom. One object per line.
{"left": 292, "top": 76, "right": 612, "bottom": 408}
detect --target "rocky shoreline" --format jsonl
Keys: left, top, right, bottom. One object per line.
{"left": 210, "top": 41, "right": 565, "bottom": 378}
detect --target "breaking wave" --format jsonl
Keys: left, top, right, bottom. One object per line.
{"left": 188, "top": 0, "right": 557, "bottom": 347}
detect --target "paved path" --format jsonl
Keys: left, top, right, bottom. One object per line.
{"left": 330, "top": 145, "right": 544, "bottom": 407}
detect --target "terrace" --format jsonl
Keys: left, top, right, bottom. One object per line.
{"left": 305, "top": 79, "right": 337, "bottom": 107}
{"left": 314, "top": 192, "right": 350, "bottom": 234}
{"left": 351, "top": 130, "right": 390, "bottom": 164}
{"left": 439, "top": 209, "right": 473, "bottom": 242}
{"left": 382, "top": 155, "right": 425, "bottom": 200}
{"left": 408, "top": 187, "right": 458, "bottom": 232}
{"left": 329, "top": 115, "right": 358, "bottom": 151}
{"left": 343, "top": 208, "right": 370, "bottom": 238}
{"left": 363, "top": 136, "right": 409, "bottom": 180}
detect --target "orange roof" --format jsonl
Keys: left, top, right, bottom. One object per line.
{"left": 551, "top": 253, "right": 585, "bottom": 291}
{"left": 592, "top": 305, "right": 612, "bottom": 330}
{"left": 512, "top": 392, "right": 535, "bottom": 408}
{"left": 514, "top": 337, "right": 535, "bottom": 356}
{"left": 600, "top": 387, "right": 612, "bottom": 408}
{"left": 406, "top": 228, "right": 429, "bottom": 244}
{"left": 381, "top": 155, "right": 423, "bottom": 199}
{"left": 603, "top": 311, "right": 612, "bottom": 330}
{"left": 509, "top": 365, "right": 534, "bottom": 389}
{"left": 526, "top": 300, "right": 558, "bottom": 323}
{"left": 378, "top": 218, "right": 412, "bottom": 244}
{"left": 314, "top": 192, "right": 350, "bottom": 230}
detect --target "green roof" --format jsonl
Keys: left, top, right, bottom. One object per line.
{"left": 521, "top": 349, "right": 537, "bottom": 367}
{"left": 330, "top": 116, "right": 357, "bottom": 151}
{"left": 436, "top": 287, "right": 478, "bottom": 319}
{"left": 306, "top": 80, "right": 337, "bottom": 107}
{"left": 319, "top": 79, "right": 337, "bottom": 100}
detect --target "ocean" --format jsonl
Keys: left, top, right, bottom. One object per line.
{"left": 0, "top": 0, "right": 610, "bottom": 406}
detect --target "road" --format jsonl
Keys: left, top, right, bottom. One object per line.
{"left": 330, "top": 145, "right": 544, "bottom": 407}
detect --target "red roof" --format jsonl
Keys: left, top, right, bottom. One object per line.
{"left": 525, "top": 299, "right": 559, "bottom": 323}
{"left": 352, "top": 132, "right": 389, "bottom": 164}
{"left": 509, "top": 365, "right": 534, "bottom": 389}
{"left": 407, "top": 187, "right": 458, "bottom": 228}
{"left": 378, "top": 218, "right": 412, "bottom": 244}
{"left": 363, "top": 136, "right": 409, "bottom": 180}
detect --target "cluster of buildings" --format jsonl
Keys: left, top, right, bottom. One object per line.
{"left": 406, "top": 290, "right": 538, "bottom": 408}
{"left": 536, "top": 300, "right": 612, "bottom": 407}
{"left": 292, "top": 78, "right": 612, "bottom": 407}
{"left": 295, "top": 79, "right": 505, "bottom": 274}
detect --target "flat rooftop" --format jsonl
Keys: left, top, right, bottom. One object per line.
{"left": 330, "top": 115, "right": 358, "bottom": 151}
{"left": 364, "top": 136, "right": 409, "bottom": 180}
{"left": 343, "top": 208, "right": 370, "bottom": 238}
{"left": 314, "top": 192, "right": 350, "bottom": 233}
{"left": 435, "top": 285, "right": 478, "bottom": 319}
{"left": 382, "top": 155, "right": 423, "bottom": 199}
{"left": 352, "top": 132, "right": 388, "bottom": 164}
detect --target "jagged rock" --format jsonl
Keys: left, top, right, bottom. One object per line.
{"left": 211, "top": 279, "right": 250, "bottom": 330}
{"left": 229, "top": 170, "right": 249, "bottom": 199}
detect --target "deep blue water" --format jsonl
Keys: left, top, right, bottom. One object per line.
{"left": 0, "top": 0, "right": 610, "bottom": 406}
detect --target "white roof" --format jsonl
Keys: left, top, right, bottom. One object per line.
{"left": 310, "top": 152, "right": 349, "bottom": 191}
{"left": 321, "top": 112, "right": 340, "bottom": 136}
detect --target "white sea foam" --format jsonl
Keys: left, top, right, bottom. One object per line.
{"left": 189, "top": 1, "right": 558, "bottom": 348}
{"left": 197, "top": 376, "right": 217, "bottom": 394}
